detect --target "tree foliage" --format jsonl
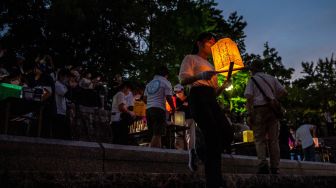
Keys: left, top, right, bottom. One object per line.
{"left": 289, "top": 55, "right": 336, "bottom": 112}
{"left": 0, "top": 0, "right": 247, "bottom": 84}
{"left": 245, "top": 42, "right": 294, "bottom": 86}
{"left": 5, "top": 0, "right": 334, "bottom": 125}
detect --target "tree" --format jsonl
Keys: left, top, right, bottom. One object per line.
{"left": 135, "top": 0, "right": 248, "bottom": 83}
{"left": 244, "top": 42, "right": 294, "bottom": 86}
{"left": 1, "top": 0, "right": 149, "bottom": 81}
{"left": 1, "top": 0, "right": 248, "bottom": 85}
{"left": 290, "top": 55, "right": 336, "bottom": 112}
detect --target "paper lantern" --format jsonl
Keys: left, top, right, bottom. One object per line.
{"left": 243, "top": 130, "right": 254, "bottom": 142}
{"left": 133, "top": 100, "right": 146, "bottom": 117}
{"left": 165, "top": 96, "right": 176, "bottom": 112}
{"left": 174, "top": 111, "right": 185, "bottom": 126}
{"left": 211, "top": 38, "right": 244, "bottom": 77}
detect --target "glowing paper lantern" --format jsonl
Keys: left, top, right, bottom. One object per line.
{"left": 313, "top": 137, "right": 319, "bottom": 148}
{"left": 243, "top": 130, "right": 254, "bottom": 142}
{"left": 133, "top": 101, "right": 146, "bottom": 117}
{"left": 211, "top": 38, "right": 244, "bottom": 77}
{"left": 174, "top": 111, "right": 185, "bottom": 126}
{"left": 165, "top": 96, "right": 176, "bottom": 112}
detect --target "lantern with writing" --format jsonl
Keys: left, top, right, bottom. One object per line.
{"left": 211, "top": 38, "right": 244, "bottom": 78}
{"left": 173, "top": 111, "right": 185, "bottom": 126}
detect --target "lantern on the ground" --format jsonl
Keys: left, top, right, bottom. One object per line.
{"left": 211, "top": 38, "right": 244, "bottom": 78}
{"left": 243, "top": 130, "right": 254, "bottom": 142}
{"left": 173, "top": 111, "right": 185, "bottom": 126}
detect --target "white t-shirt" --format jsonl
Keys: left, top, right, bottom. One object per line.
{"left": 144, "top": 75, "right": 173, "bottom": 111}
{"left": 244, "top": 72, "right": 286, "bottom": 106}
{"left": 179, "top": 54, "right": 218, "bottom": 88}
{"left": 125, "top": 91, "right": 134, "bottom": 108}
{"left": 296, "top": 124, "right": 315, "bottom": 149}
{"left": 111, "top": 91, "right": 126, "bottom": 122}
{"left": 55, "top": 80, "right": 68, "bottom": 115}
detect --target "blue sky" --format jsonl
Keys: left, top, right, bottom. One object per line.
{"left": 215, "top": 0, "right": 336, "bottom": 79}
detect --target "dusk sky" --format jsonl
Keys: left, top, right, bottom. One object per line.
{"left": 215, "top": 0, "right": 336, "bottom": 79}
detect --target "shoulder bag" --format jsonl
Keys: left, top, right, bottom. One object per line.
{"left": 251, "top": 76, "right": 285, "bottom": 119}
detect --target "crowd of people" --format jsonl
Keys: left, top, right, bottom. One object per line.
{"left": 1, "top": 32, "right": 335, "bottom": 188}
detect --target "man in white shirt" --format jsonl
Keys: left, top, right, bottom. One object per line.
{"left": 124, "top": 91, "right": 135, "bottom": 111}
{"left": 244, "top": 60, "right": 287, "bottom": 174}
{"left": 54, "top": 69, "right": 70, "bottom": 139}
{"left": 111, "top": 82, "right": 135, "bottom": 145}
{"left": 144, "top": 66, "right": 175, "bottom": 148}
{"left": 296, "top": 121, "right": 317, "bottom": 161}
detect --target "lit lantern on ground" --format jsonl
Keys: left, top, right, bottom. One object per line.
{"left": 243, "top": 130, "right": 254, "bottom": 142}
{"left": 174, "top": 111, "right": 185, "bottom": 126}
{"left": 211, "top": 38, "right": 244, "bottom": 78}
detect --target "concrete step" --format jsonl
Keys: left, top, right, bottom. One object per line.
{"left": 1, "top": 171, "right": 336, "bottom": 188}
{"left": 1, "top": 134, "right": 336, "bottom": 187}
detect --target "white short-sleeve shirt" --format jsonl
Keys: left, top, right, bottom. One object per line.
{"left": 296, "top": 124, "right": 315, "bottom": 149}
{"left": 144, "top": 75, "right": 173, "bottom": 111}
{"left": 125, "top": 91, "right": 134, "bottom": 108}
{"left": 55, "top": 80, "right": 68, "bottom": 115}
{"left": 244, "top": 72, "right": 286, "bottom": 106}
{"left": 179, "top": 55, "right": 218, "bottom": 88}
{"left": 111, "top": 91, "right": 126, "bottom": 122}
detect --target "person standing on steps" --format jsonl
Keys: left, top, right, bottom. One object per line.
{"left": 144, "top": 65, "right": 175, "bottom": 148}
{"left": 244, "top": 59, "right": 287, "bottom": 174}
{"left": 179, "top": 32, "right": 232, "bottom": 188}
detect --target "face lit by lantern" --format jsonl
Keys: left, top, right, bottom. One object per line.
{"left": 198, "top": 37, "right": 216, "bottom": 57}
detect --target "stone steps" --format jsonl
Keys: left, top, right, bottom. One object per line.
{"left": 1, "top": 171, "right": 336, "bottom": 188}
{"left": 1, "top": 135, "right": 336, "bottom": 187}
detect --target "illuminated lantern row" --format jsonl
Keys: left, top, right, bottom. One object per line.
{"left": 211, "top": 38, "right": 244, "bottom": 78}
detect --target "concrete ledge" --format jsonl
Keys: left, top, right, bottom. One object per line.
{"left": 1, "top": 134, "right": 336, "bottom": 176}
{"left": 1, "top": 172, "right": 336, "bottom": 188}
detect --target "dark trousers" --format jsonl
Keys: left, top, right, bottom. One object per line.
{"left": 303, "top": 144, "right": 316, "bottom": 161}
{"left": 111, "top": 112, "right": 133, "bottom": 145}
{"left": 53, "top": 114, "right": 70, "bottom": 139}
{"left": 189, "top": 86, "right": 230, "bottom": 188}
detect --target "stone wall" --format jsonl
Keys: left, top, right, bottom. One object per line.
{"left": 1, "top": 135, "right": 336, "bottom": 187}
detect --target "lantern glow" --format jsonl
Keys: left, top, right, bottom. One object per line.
{"left": 243, "top": 130, "right": 254, "bottom": 142}
{"left": 225, "top": 84, "right": 233, "bottom": 91}
{"left": 133, "top": 101, "right": 146, "bottom": 117}
{"left": 211, "top": 38, "right": 244, "bottom": 77}
{"left": 173, "top": 111, "right": 185, "bottom": 126}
